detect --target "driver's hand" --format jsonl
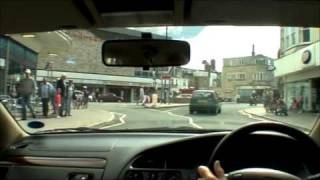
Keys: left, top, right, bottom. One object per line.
{"left": 197, "top": 161, "right": 227, "bottom": 180}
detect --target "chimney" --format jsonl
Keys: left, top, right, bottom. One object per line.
{"left": 252, "top": 44, "right": 255, "bottom": 56}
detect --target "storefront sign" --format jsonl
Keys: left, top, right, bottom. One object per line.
{"left": 301, "top": 50, "right": 311, "bottom": 64}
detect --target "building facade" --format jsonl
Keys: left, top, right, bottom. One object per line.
{"left": 221, "top": 54, "right": 275, "bottom": 102}
{"left": 9, "top": 29, "right": 170, "bottom": 102}
{"left": 0, "top": 36, "right": 38, "bottom": 95}
{"left": 169, "top": 67, "right": 219, "bottom": 91}
{"left": 8, "top": 28, "right": 197, "bottom": 103}
{"left": 275, "top": 27, "right": 320, "bottom": 112}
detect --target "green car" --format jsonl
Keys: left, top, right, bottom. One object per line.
{"left": 189, "top": 90, "right": 222, "bottom": 115}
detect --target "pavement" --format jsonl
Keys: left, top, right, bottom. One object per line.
{"left": 17, "top": 103, "right": 114, "bottom": 133}
{"left": 243, "top": 106, "right": 319, "bottom": 131}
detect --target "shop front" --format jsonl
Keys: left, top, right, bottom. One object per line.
{"left": 284, "top": 81, "right": 312, "bottom": 111}
{"left": 36, "top": 70, "right": 162, "bottom": 103}
{"left": 275, "top": 41, "right": 320, "bottom": 112}
{"left": 0, "top": 36, "right": 38, "bottom": 95}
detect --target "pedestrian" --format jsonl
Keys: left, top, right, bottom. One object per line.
{"left": 56, "top": 74, "right": 67, "bottom": 116}
{"left": 95, "top": 88, "right": 100, "bottom": 102}
{"left": 48, "top": 81, "right": 56, "bottom": 114}
{"left": 91, "top": 91, "right": 96, "bottom": 102}
{"left": 263, "top": 92, "right": 271, "bottom": 112}
{"left": 250, "top": 90, "right": 257, "bottom": 106}
{"left": 297, "top": 95, "right": 304, "bottom": 113}
{"left": 17, "top": 69, "right": 37, "bottom": 120}
{"left": 142, "top": 95, "right": 148, "bottom": 106}
{"left": 82, "top": 86, "right": 89, "bottom": 109}
{"left": 275, "top": 98, "right": 288, "bottom": 116}
{"left": 138, "top": 87, "right": 144, "bottom": 104}
{"left": 290, "top": 97, "right": 298, "bottom": 112}
{"left": 88, "top": 93, "right": 93, "bottom": 102}
{"left": 39, "top": 78, "right": 51, "bottom": 117}
{"left": 65, "top": 80, "right": 74, "bottom": 116}
{"left": 74, "top": 90, "right": 82, "bottom": 109}
{"left": 55, "top": 88, "right": 62, "bottom": 118}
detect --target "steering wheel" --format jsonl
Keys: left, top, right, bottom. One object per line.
{"left": 207, "top": 122, "right": 320, "bottom": 180}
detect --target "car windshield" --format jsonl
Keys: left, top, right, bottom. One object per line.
{"left": 1, "top": 26, "right": 319, "bottom": 134}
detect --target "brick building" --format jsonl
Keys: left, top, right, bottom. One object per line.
{"left": 221, "top": 54, "right": 275, "bottom": 102}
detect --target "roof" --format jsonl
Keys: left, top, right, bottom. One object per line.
{"left": 223, "top": 54, "right": 274, "bottom": 61}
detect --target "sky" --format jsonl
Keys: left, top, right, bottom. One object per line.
{"left": 131, "top": 26, "right": 280, "bottom": 71}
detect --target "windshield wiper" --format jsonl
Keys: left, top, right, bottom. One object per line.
{"left": 35, "top": 127, "right": 104, "bottom": 134}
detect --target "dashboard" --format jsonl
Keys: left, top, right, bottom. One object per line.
{"left": 0, "top": 131, "right": 315, "bottom": 180}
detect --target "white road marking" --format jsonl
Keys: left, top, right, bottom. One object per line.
{"left": 164, "top": 108, "right": 180, "bottom": 112}
{"left": 101, "top": 112, "right": 126, "bottom": 129}
{"left": 239, "top": 110, "right": 270, "bottom": 122}
{"left": 239, "top": 110, "right": 309, "bottom": 134}
{"left": 89, "top": 112, "right": 115, "bottom": 127}
{"left": 147, "top": 108, "right": 203, "bottom": 129}
{"left": 168, "top": 111, "right": 203, "bottom": 129}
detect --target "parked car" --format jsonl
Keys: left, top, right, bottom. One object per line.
{"left": 97, "top": 93, "right": 123, "bottom": 102}
{"left": 189, "top": 90, "right": 221, "bottom": 115}
{"left": 73, "top": 90, "right": 84, "bottom": 99}
{"left": 173, "top": 93, "right": 192, "bottom": 103}
{"left": 223, "top": 98, "right": 233, "bottom": 102}
{"left": 175, "top": 93, "right": 192, "bottom": 99}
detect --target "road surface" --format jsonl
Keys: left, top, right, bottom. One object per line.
{"left": 17, "top": 102, "right": 316, "bottom": 133}
{"left": 92, "top": 103, "right": 260, "bottom": 131}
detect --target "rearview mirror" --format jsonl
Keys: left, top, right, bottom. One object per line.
{"left": 102, "top": 39, "right": 190, "bottom": 67}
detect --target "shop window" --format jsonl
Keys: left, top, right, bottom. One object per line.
{"left": 256, "top": 58, "right": 266, "bottom": 65}
{"left": 285, "top": 36, "right": 290, "bottom": 48}
{"left": 229, "top": 60, "right": 233, "bottom": 66}
{"left": 253, "top": 72, "right": 265, "bottom": 81}
{"left": 0, "top": 37, "right": 8, "bottom": 58}
{"left": 239, "top": 73, "right": 246, "bottom": 80}
{"left": 10, "top": 42, "right": 24, "bottom": 62}
{"left": 291, "top": 32, "right": 296, "bottom": 45}
{"left": 303, "top": 29, "right": 310, "bottom": 42}
{"left": 227, "top": 73, "right": 234, "bottom": 80}
{"left": 300, "top": 28, "right": 310, "bottom": 42}
{"left": 280, "top": 37, "right": 284, "bottom": 50}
